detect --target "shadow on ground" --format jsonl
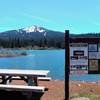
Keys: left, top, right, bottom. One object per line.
{"left": 0, "top": 90, "right": 43, "bottom": 100}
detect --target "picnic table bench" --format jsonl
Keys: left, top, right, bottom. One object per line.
{"left": 0, "top": 84, "right": 45, "bottom": 92}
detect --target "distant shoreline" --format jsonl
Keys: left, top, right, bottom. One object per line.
{"left": 0, "top": 46, "right": 64, "bottom": 50}
{"left": 0, "top": 52, "right": 27, "bottom": 57}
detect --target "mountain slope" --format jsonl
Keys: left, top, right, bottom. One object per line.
{"left": 0, "top": 25, "right": 65, "bottom": 49}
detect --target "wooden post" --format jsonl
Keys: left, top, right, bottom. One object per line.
{"left": 65, "top": 30, "right": 70, "bottom": 100}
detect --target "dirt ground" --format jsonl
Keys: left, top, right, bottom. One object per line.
{"left": 1, "top": 80, "right": 100, "bottom": 100}
{"left": 69, "top": 81, "right": 100, "bottom": 94}
{"left": 39, "top": 80, "right": 65, "bottom": 100}
{"left": 69, "top": 81, "right": 100, "bottom": 100}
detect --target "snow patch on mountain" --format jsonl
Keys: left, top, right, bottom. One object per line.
{"left": 16, "top": 29, "right": 23, "bottom": 33}
{"left": 22, "top": 25, "right": 46, "bottom": 33}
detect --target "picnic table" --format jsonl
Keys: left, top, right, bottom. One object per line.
{"left": 0, "top": 69, "right": 50, "bottom": 95}
{"left": 0, "top": 69, "right": 50, "bottom": 86}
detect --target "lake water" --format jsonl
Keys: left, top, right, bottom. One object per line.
{"left": 1, "top": 49, "right": 100, "bottom": 82}
{"left": 0, "top": 50, "right": 65, "bottom": 80}
{"left": 70, "top": 74, "right": 100, "bottom": 82}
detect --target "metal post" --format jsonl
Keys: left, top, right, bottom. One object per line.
{"left": 65, "top": 30, "right": 70, "bottom": 100}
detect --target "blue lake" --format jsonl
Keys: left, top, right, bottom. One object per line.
{"left": 0, "top": 50, "right": 65, "bottom": 80}
{"left": 1, "top": 49, "right": 100, "bottom": 82}
{"left": 70, "top": 74, "right": 100, "bottom": 82}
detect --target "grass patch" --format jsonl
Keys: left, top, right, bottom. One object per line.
{"left": 79, "top": 93, "right": 100, "bottom": 100}
{"left": 70, "top": 93, "right": 80, "bottom": 99}
{"left": 70, "top": 93, "right": 100, "bottom": 100}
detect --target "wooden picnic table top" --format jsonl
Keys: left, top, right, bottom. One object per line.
{"left": 0, "top": 69, "right": 50, "bottom": 77}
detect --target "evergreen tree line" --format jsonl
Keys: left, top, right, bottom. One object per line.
{"left": 0, "top": 37, "right": 65, "bottom": 49}
{"left": 70, "top": 33, "right": 100, "bottom": 38}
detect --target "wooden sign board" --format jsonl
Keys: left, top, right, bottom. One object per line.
{"left": 68, "top": 36, "right": 100, "bottom": 74}
{"left": 70, "top": 43, "right": 88, "bottom": 74}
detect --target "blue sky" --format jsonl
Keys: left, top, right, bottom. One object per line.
{"left": 0, "top": 0, "right": 100, "bottom": 34}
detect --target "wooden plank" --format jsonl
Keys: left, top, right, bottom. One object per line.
{"left": 10, "top": 76, "right": 51, "bottom": 81}
{"left": 0, "top": 69, "right": 50, "bottom": 76}
{"left": 38, "top": 77, "right": 51, "bottom": 81}
{"left": 0, "top": 84, "right": 45, "bottom": 92}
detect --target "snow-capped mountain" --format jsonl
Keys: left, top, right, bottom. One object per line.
{"left": 0, "top": 25, "right": 64, "bottom": 48}
{"left": 0, "top": 26, "right": 64, "bottom": 48}
{"left": 0, "top": 25, "right": 64, "bottom": 40}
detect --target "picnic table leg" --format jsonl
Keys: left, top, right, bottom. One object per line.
{"left": 0, "top": 76, "right": 12, "bottom": 84}
{"left": 20, "top": 76, "right": 28, "bottom": 83}
{"left": 27, "top": 76, "right": 34, "bottom": 86}
{"left": 0, "top": 76, "right": 6, "bottom": 84}
{"left": 27, "top": 76, "right": 38, "bottom": 86}
{"left": 33, "top": 76, "right": 38, "bottom": 86}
